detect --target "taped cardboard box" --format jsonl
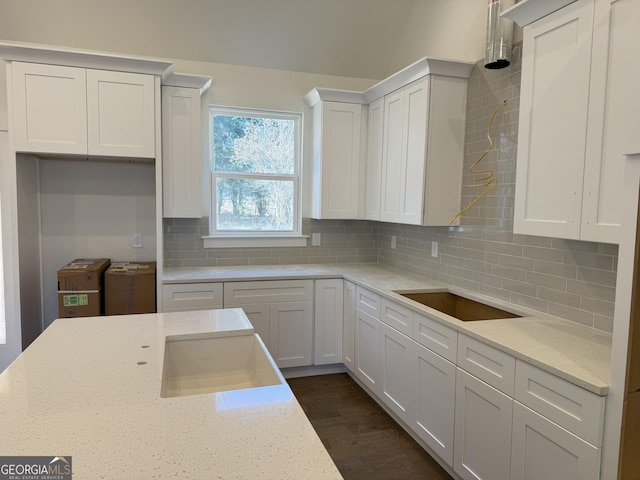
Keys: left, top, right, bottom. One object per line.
{"left": 57, "top": 258, "right": 110, "bottom": 291}
{"left": 105, "top": 262, "right": 156, "bottom": 315}
{"left": 58, "top": 290, "right": 102, "bottom": 318}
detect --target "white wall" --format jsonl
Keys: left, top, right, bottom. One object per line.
{"left": 38, "top": 159, "right": 157, "bottom": 327}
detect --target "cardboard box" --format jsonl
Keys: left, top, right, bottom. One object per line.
{"left": 57, "top": 258, "right": 110, "bottom": 291}
{"left": 105, "top": 262, "right": 156, "bottom": 315}
{"left": 58, "top": 290, "right": 102, "bottom": 318}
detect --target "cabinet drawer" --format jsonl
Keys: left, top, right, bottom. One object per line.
{"left": 162, "top": 283, "right": 223, "bottom": 311}
{"left": 514, "top": 360, "right": 605, "bottom": 446}
{"left": 381, "top": 298, "right": 413, "bottom": 336}
{"left": 457, "top": 334, "right": 515, "bottom": 396}
{"left": 412, "top": 312, "right": 457, "bottom": 363}
{"left": 355, "top": 286, "right": 381, "bottom": 318}
{"left": 224, "top": 280, "right": 313, "bottom": 305}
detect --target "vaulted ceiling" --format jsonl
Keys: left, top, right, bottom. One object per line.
{"left": 0, "top": 0, "right": 486, "bottom": 79}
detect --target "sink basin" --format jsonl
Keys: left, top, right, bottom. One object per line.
{"left": 161, "top": 334, "right": 285, "bottom": 398}
{"left": 396, "top": 291, "right": 522, "bottom": 321}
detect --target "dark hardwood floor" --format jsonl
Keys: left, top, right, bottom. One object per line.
{"left": 288, "top": 373, "right": 454, "bottom": 480}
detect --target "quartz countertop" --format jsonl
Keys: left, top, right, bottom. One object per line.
{"left": 0, "top": 309, "right": 343, "bottom": 479}
{"left": 164, "top": 264, "right": 612, "bottom": 395}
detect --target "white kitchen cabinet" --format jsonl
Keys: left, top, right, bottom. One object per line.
{"left": 162, "top": 282, "right": 223, "bottom": 312}
{"left": 86, "top": 69, "right": 155, "bottom": 158}
{"left": 381, "top": 298, "right": 413, "bottom": 337}
{"left": 269, "top": 300, "right": 313, "bottom": 368}
{"left": 380, "top": 322, "right": 414, "bottom": 423}
{"left": 314, "top": 279, "right": 344, "bottom": 365}
{"left": 162, "top": 85, "right": 204, "bottom": 218}
{"left": 379, "top": 75, "right": 467, "bottom": 226}
{"left": 511, "top": 402, "right": 601, "bottom": 480}
{"left": 355, "top": 307, "right": 381, "bottom": 395}
{"left": 454, "top": 368, "right": 513, "bottom": 480}
{"left": 304, "top": 90, "right": 365, "bottom": 219}
{"left": 412, "top": 341, "right": 456, "bottom": 467}
{"left": 223, "top": 280, "right": 314, "bottom": 368}
{"left": 515, "top": 0, "right": 640, "bottom": 243}
{"left": 363, "top": 97, "right": 384, "bottom": 220}
{"left": 342, "top": 280, "right": 356, "bottom": 372}
{"left": 12, "top": 62, "right": 155, "bottom": 158}
{"left": 12, "top": 62, "right": 87, "bottom": 155}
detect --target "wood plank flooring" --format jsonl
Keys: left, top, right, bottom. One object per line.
{"left": 288, "top": 373, "right": 454, "bottom": 480}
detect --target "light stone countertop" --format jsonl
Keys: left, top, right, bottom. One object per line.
{"left": 0, "top": 309, "right": 343, "bottom": 480}
{"left": 164, "top": 263, "right": 612, "bottom": 395}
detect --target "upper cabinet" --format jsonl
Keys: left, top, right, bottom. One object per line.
{"left": 305, "top": 57, "right": 472, "bottom": 225}
{"left": 12, "top": 62, "right": 156, "bottom": 158}
{"left": 514, "top": 0, "right": 640, "bottom": 243}
{"left": 162, "top": 74, "right": 212, "bottom": 218}
{"left": 304, "top": 89, "right": 366, "bottom": 219}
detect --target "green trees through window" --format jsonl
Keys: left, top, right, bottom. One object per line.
{"left": 211, "top": 108, "right": 300, "bottom": 234}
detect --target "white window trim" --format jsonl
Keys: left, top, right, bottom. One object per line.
{"left": 207, "top": 106, "right": 303, "bottom": 247}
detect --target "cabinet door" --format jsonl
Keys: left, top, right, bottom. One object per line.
{"left": 511, "top": 402, "right": 601, "bottom": 480}
{"left": 355, "top": 308, "right": 381, "bottom": 395}
{"left": 12, "top": 62, "right": 87, "bottom": 155}
{"left": 582, "top": 0, "right": 640, "bottom": 243}
{"left": 239, "top": 303, "right": 271, "bottom": 350}
{"left": 514, "top": 0, "right": 594, "bottom": 239}
{"left": 412, "top": 341, "right": 456, "bottom": 467}
{"left": 454, "top": 368, "right": 513, "bottom": 480}
{"left": 311, "top": 101, "right": 363, "bottom": 219}
{"left": 314, "top": 279, "right": 343, "bottom": 365}
{"left": 380, "top": 323, "right": 414, "bottom": 423}
{"left": 343, "top": 281, "right": 356, "bottom": 372}
{"left": 364, "top": 97, "right": 384, "bottom": 220}
{"left": 86, "top": 69, "right": 155, "bottom": 158}
{"left": 269, "top": 301, "right": 313, "bottom": 368}
{"left": 380, "top": 87, "right": 405, "bottom": 222}
{"left": 162, "top": 86, "right": 202, "bottom": 218}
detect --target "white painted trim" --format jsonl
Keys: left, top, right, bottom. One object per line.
{"left": 163, "top": 73, "right": 212, "bottom": 94}
{"left": 202, "top": 235, "right": 309, "bottom": 249}
{"left": 303, "top": 88, "right": 365, "bottom": 107}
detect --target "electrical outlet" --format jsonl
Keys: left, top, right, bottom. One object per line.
{"left": 312, "top": 233, "right": 321, "bottom": 246}
{"left": 391, "top": 235, "right": 397, "bottom": 250}
{"left": 133, "top": 233, "right": 143, "bottom": 248}
{"left": 431, "top": 241, "right": 438, "bottom": 258}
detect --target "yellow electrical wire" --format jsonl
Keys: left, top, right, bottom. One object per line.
{"left": 449, "top": 100, "right": 507, "bottom": 225}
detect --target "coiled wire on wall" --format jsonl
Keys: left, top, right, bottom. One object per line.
{"left": 449, "top": 100, "right": 507, "bottom": 225}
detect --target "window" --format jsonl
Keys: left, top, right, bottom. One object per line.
{"left": 206, "top": 106, "right": 305, "bottom": 248}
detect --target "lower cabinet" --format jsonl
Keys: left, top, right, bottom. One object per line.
{"left": 355, "top": 307, "right": 381, "bottom": 395}
{"left": 454, "top": 368, "right": 513, "bottom": 480}
{"left": 412, "top": 341, "right": 456, "bottom": 467}
{"left": 380, "top": 323, "right": 414, "bottom": 423}
{"left": 314, "top": 279, "right": 344, "bottom": 365}
{"left": 511, "top": 402, "right": 601, "bottom": 480}
{"left": 269, "top": 301, "right": 313, "bottom": 368}
{"left": 162, "top": 282, "right": 223, "bottom": 312}
{"left": 342, "top": 280, "right": 357, "bottom": 372}
{"left": 224, "top": 280, "right": 314, "bottom": 368}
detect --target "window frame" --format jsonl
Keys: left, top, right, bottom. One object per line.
{"left": 203, "top": 105, "right": 306, "bottom": 248}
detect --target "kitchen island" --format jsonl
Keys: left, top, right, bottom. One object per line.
{"left": 0, "top": 309, "right": 343, "bottom": 479}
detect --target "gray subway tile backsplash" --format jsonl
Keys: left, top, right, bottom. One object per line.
{"left": 163, "top": 48, "right": 618, "bottom": 333}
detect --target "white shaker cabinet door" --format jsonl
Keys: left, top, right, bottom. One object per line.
{"left": 364, "top": 97, "right": 384, "bottom": 220}
{"left": 314, "top": 279, "right": 344, "bottom": 365}
{"left": 12, "top": 62, "right": 87, "bottom": 155}
{"left": 342, "top": 280, "right": 357, "bottom": 372}
{"left": 511, "top": 402, "right": 601, "bottom": 480}
{"left": 454, "top": 368, "right": 513, "bottom": 480}
{"left": 269, "top": 301, "right": 313, "bottom": 368}
{"left": 162, "top": 85, "right": 203, "bottom": 218}
{"left": 355, "top": 308, "right": 381, "bottom": 395}
{"left": 86, "top": 69, "right": 155, "bottom": 158}
{"left": 379, "top": 323, "right": 414, "bottom": 424}
{"left": 514, "top": 0, "right": 594, "bottom": 240}
{"left": 412, "top": 341, "right": 456, "bottom": 467}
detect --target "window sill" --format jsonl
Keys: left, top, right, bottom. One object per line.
{"left": 202, "top": 235, "right": 309, "bottom": 249}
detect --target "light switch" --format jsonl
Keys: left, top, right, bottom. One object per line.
{"left": 312, "top": 233, "right": 321, "bottom": 246}
{"left": 431, "top": 241, "right": 438, "bottom": 258}
{"left": 391, "top": 235, "right": 396, "bottom": 249}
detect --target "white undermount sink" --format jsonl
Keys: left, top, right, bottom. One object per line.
{"left": 161, "top": 334, "right": 285, "bottom": 398}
